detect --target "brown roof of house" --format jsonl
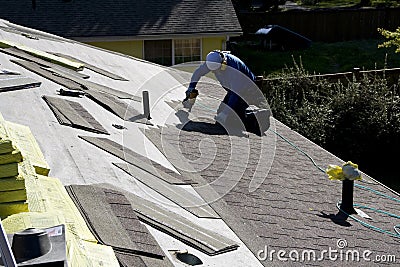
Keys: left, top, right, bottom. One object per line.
{"left": 0, "top": 0, "right": 242, "bottom": 38}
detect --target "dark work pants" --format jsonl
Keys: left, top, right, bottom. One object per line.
{"left": 220, "top": 90, "right": 249, "bottom": 121}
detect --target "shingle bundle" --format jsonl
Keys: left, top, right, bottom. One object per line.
{"left": 0, "top": 112, "right": 50, "bottom": 218}
{"left": 0, "top": 112, "right": 121, "bottom": 266}
{"left": 0, "top": 137, "right": 27, "bottom": 217}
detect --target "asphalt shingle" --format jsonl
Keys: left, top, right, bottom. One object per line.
{"left": 145, "top": 82, "right": 400, "bottom": 266}
{"left": 0, "top": 0, "right": 242, "bottom": 38}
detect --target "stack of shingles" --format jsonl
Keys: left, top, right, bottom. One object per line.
{"left": 0, "top": 129, "right": 27, "bottom": 218}
{"left": 0, "top": 111, "right": 51, "bottom": 218}
{"left": 0, "top": 113, "right": 121, "bottom": 266}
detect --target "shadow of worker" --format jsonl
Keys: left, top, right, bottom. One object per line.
{"left": 174, "top": 105, "right": 269, "bottom": 137}
{"left": 174, "top": 109, "right": 228, "bottom": 136}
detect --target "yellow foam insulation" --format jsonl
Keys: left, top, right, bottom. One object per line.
{"left": 0, "top": 202, "right": 28, "bottom": 218}
{"left": 0, "top": 189, "right": 26, "bottom": 203}
{"left": 0, "top": 175, "right": 25, "bottom": 192}
{"left": 0, "top": 139, "right": 14, "bottom": 154}
{"left": 0, "top": 162, "right": 18, "bottom": 178}
{"left": 0, "top": 149, "right": 23, "bottom": 164}
{"left": 0, "top": 40, "right": 85, "bottom": 71}
{"left": 0, "top": 158, "right": 40, "bottom": 218}
{"left": 4, "top": 121, "right": 50, "bottom": 175}
{"left": 0, "top": 113, "right": 119, "bottom": 266}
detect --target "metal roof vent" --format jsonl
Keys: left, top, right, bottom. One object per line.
{"left": 340, "top": 179, "right": 357, "bottom": 215}
{"left": 327, "top": 161, "right": 362, "bottom": 215}
{"left": 175, "top": 250, "right": 203, "bottom": 266}
{"left": 0, "top": 225, "right": 67, "bottom": 266}
{"left": 142, "top": 90, "right": 151, "bottom": 120}
{"left": 12, "top": 228, "right": 52, "bottom": 263}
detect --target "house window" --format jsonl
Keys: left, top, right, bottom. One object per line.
{"left": 143, "top": 38, "right": 201, "bottom": 66}
{"left": 174, "top": 38, "right": 201, "bottom": 65}
{"left": 144, "top": 40, "right": 172, "bottom": 66}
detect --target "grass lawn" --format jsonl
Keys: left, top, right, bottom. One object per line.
{"left": 295, "top": 0, "right": 400, "bottom": 8}
{"left": 233, "top": 39, "right": 400, "bottom": 77}
{"left": 296, "top": 0, "right": 358, "bottom": 8}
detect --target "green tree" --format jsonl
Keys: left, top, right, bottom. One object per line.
{"left": 378, "top": 27, "right": 400, "bottom": 53}
{"left": 359, "top": 0, "right": 371, "bottom": 6}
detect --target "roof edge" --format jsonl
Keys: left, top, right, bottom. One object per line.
{"left": 71, "top": 32, "right": 243, "bottom": 42}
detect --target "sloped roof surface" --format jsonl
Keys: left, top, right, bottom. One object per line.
{"left": 145, "top": 83, "right": 400, "bottom": 266}
{"left": 0, "top": 0, "right": 242, "bottom": 37}
{"left": 0, "top": 19, "right": 399, "bottom": 266}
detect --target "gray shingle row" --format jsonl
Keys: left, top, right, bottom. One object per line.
{"left": 0, "top": 0, "right": 241, "bottom": 38}
{"left": 151, "top": 82, "right": 400, "bottom": 265}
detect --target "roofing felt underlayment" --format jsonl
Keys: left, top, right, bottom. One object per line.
{"left": 0, "top": 21, "right": 71, "bottom": 43}
{"left": 0, "top": 42, "right": 84, "bottom": 71}
{"left": 0, "top": 47, "right": 89, "bottom": 78}
{"left": 79, "top": 136, "right": 194, "bottom": 185}
{"left": 83, "top": 90, "right": 144, "bottom": 122}
{"left": 52, "top": 53, "right": 129, "bottom": 81}
{"left": 10, "top": 59, "right": 83, "bottom": 90}
{"left": 10, "top": 59, "right": 140, "bottom": 100}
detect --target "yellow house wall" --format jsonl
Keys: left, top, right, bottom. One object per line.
{"left": 85, "top": 36, "right": 229, "bottom": 61}
{"left": 201, "top": 37, "right": 227, "bottom": 60}
{"left": 85, "top": 40, "right": 143, "bottom": 59}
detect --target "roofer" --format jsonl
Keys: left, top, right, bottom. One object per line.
{"left": 184, "top": 50, "right": 269, "bottom": 134}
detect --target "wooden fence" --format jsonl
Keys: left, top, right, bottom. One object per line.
{"left": 260, "top": 67, "right": 400, "bottom": 92}
{"left": 238, "top": 8, "right": 400, "bottom": 42}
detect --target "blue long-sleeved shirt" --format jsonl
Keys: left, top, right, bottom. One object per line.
{"left": 188, "top": 53, "right": 256, "bottom": 97}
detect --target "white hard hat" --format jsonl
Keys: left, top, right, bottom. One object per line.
{"left": 206, "top": 51, "right": 223, "bottom": 70}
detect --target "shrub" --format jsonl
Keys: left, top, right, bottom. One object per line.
{"left": 265, "top": 58, "right": 400, "bottom": 188}
{"left": 378, "top": 27, "right": 400, "bottom": 53}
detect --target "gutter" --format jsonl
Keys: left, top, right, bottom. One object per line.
{"left": 71, "top": 32, "right": 243, "bottom": 42}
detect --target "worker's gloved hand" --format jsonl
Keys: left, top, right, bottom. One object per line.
{"left": 183, "top": 87, "right": 198, "bottom": 110}
{"left": 184, "top": 87, "right": 194, "bottom": 101}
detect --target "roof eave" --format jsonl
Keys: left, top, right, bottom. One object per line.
{"left": 71, "top": 31, "right": 243, "bottom": 42}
